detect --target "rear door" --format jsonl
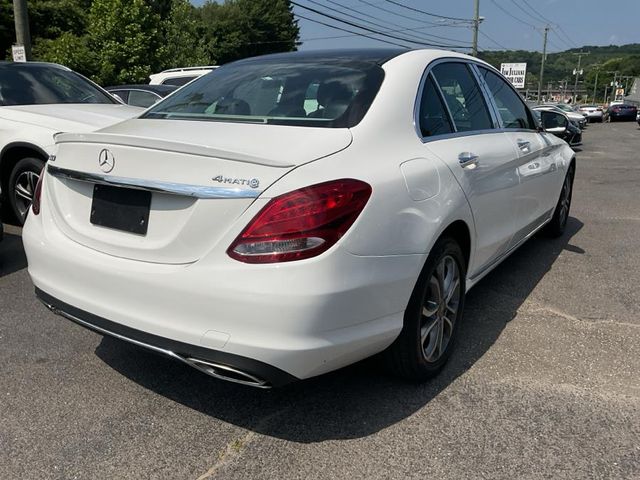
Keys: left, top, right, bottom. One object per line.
{"left": 477, "top": 66, "right": 560, "bottom": 245}
{"left": 417, "top": 61, "right": 520, "bottom": 275}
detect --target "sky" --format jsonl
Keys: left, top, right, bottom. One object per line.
{"left": 192, "top": 0, "right": 640, "bottom": 54}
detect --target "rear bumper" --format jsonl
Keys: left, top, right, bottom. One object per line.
{"left": 36, "top": 288, "right": 296, "bottom": 387}
{"left": 23, "top": 202, "right": 418, "bottom": 383}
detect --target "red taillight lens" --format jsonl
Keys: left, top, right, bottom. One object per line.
{"left": 228, "top": 179, "right": 372, "bottom": 263}
{"left": 31, "top": 171, "right": 44, "bottom": 215}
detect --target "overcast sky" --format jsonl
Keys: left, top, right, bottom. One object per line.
{"left": 192, "top": 0, "right": 640, "bottom": 53}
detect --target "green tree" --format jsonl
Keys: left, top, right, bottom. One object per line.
{"left": 199, "top": 0, "right": 299, "bottom": 64}
{"left": 160, "top": 0, "right": 209, "bottom": 69}
{"left": 32, "top": 31, "right": 97, "bottom": 75}
{"left": 86, "top": 0, "right": 162, "bottom": 84}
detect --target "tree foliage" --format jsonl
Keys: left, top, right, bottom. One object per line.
{"left": 86, "top": 0, "right": 162, "bottom": 84}
{"left": 479, "top": 44, "right": 640, "bottom": 101}
{"left": 1, "top": 0, "right": 299, "bottom": 84}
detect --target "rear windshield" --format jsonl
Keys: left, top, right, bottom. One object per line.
{"left": 143, "top": 58, "right": 385, "bottom": 128}
{"left": 0, "top": 64, "right": 116, "bottom": 106}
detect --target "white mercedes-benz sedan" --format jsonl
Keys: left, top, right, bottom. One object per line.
{"left": 23, "top": 49, "right": 575, "bottom": 388}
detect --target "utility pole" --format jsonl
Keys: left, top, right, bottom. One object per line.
{"left": 571, "top": 51, "right": 590, "bottom": 103}
{"left": 12, "top": 0, "right": 32, "bottom": 60}
{"left": 472, "top": 0, "right": 480, "bottom": 57}
{"left": 537, "top": 25, "right": 549, "bottom": 102}
{"left": 592, "top": 66, "right": 600, "bottom": 103}
{"left": 604, "top": 70, "right": 619, "bottom": 104}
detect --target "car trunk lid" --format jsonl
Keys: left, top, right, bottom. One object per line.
{"left": 45, "top": 119, "right": 352, "bottom": 264}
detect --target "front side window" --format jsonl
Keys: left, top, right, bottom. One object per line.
{"left": 144, "top": 58, "right": 385, "bottom": 128}
{"left": 418, "top": 74, "right": 454, "bottom": 137}
{"left": 480, "top": 68, "right": 536, "bottom": 129}
{"left": 0, "top": 65, "right": 115, "bottom": 106}
{"left": 431, "top": 62, "right": 493, "bottom": 132}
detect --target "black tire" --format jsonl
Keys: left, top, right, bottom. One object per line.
{"left": 544, "top": 164, "right": 575, "bottom": 238}
{"left": 385, "top": 236, "right": 466, "bottom": 381}
{"left": 7, "top": 157, "right": 45, "bottom": 225}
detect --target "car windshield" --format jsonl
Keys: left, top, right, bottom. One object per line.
{"left": 143, "top": 57, "right": 385, "bottom": 128}
{"left": 0, "top": 64, "right": 116, "bottom": 106}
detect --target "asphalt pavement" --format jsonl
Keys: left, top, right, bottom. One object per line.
{"left": 1, "top": 121, "right": 639, "bottom": 479}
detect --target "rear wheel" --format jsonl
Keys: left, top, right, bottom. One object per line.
{"left": 544, "top": 164, "right": 575, "bottom": 238}
{"left": 386, "top": 236, "right": 466, "bottom": 380}
{"left": 8, "top": 157, "right": 44, "bottom": 225}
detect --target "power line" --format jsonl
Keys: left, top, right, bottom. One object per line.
{"left": 478, "top": 30, "right": 510, "bottom": 51}
{"left": 357, "top": 0, "right": 469, "bottom": 28}
{"left": 517, "top": 0, "right": 579, "bottom": 48}
{"left": 291, "top": 1, "right": 470, "bottom": 49}
{"left": 294, "top": 12, "right": 411, "bottom": 49}
{"left": 520, "top": 0, "right": 553, "bottom": 24}
{"left": 555, "top": 25, "right": 579, "bottom": 49}
{"left": 488, "top": 0, "right": 537, "bottom": 29}
{"left": 309, "top": 0, "right": 472, "bottom": 45}
{"left": 509, "top": 0, "right": 544, "bottom": 26}
{"left": 383, "top": 0, "right": 474, "bottom": 23}
{"left": 299, "top": 12, "right": 472, "bottom": 45}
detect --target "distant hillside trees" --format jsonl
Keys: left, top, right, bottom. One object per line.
{"left": 0, "top": 0, "right": 299, "bottom": 84}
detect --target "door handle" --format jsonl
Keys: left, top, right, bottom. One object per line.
{"left": 517, "top": 139, "right": 531, "bottom": 151}
{"left": 458, "top": 152, "right": 479, "bottom": 168}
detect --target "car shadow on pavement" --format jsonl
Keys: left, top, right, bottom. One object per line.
{"left": 0, "top": 232, "right": 27, "bottom": 278}
{"left": 96, "top": 217, "right": 584, "bottom": 443}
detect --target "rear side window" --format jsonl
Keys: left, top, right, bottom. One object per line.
{"left": 418, "top": 74, "right": 454, "bottom": 137}
{"left": 480, "top": 68, "right": 536, "bottom": 129}
{"left": 128, "top": 90, "right": 161, "bottom": 108}
{"left": 431, "top": 62, "right": 493, "bottom": 132}
{"left": 162, "top": 75, "right": 198, "bottom": 86}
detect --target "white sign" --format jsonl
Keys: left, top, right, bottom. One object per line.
{"left": 500, "top": 62, "right": 527, "bottom": 89}
{"left": 11, "top": 45, "right": 26, "bottom": 62}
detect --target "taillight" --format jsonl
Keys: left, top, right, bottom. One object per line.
{"left": 31, "top": 172, "right": 44, "bottom": 215}
{"left": 228, "top": 179, "right": 372, "bottom": 263}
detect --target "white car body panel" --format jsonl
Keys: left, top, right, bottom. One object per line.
{"left": 23, "top": 49, "right": 575, "bottom": 385}
{"left": 0, "top": 104, "right": 142, "bottom": 191}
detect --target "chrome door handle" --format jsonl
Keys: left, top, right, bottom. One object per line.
{"left": 517, "top": 139, "right": 531, "bottom": 150}
{"left": 458, "top": 152, "right": 479, "bottom": 168}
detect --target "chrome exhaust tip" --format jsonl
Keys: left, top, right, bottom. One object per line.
{"left": 183, "top": 357, "right": 271, "bottom": 389}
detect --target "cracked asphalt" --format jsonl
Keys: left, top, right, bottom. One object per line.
{"left": 1, "top": 122, "right": 639, "bottom": 479}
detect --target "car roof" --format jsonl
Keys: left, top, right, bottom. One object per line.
{"left": 231, "top": 48, "right": 408, "bottom": 66}
{"left": 0, "top": 61, "right": 70, "bottom": 71}
{"left": 105, "top": 84, "right": 178, "bottom": 95}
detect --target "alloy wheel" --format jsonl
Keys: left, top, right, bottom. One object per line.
{"left": 420, "top": 255, "right": 461, "bottom": 363}
{"left": 14, "top": 170, "right": 40, "bottom": 219}
{"left": 558, "top": 172, "right": 572, "bottom": 228}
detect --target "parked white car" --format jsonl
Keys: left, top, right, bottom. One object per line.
{"left": 148, "top": 66, "right": 218, "bottom": 87}
{"left": 24, "top": 49, "right": 575, "bottom": 388}
{"left": 578, "top": 104, "right": 604, "bottom": 123}
{"left": 0, "top": 61, "right": 141, "bottom": 223}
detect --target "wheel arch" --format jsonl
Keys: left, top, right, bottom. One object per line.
{"left": 0, "top": 142, "right": 48, "bottom": 197}
{"left": 438, "top": 220, "right": 472, "bottom": 271}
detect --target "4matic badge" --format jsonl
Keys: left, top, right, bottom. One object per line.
{"left": 212, "top": 175, "right": 260, "bottom": 189}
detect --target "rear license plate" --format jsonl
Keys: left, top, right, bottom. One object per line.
{"left": 90, "top": 184, "right": 151, "bottom": 235}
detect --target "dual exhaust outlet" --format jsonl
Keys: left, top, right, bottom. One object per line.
{"left": 41, "top": 301, "right": 271, "bottom": 389}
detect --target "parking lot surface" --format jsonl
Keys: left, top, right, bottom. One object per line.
{"left": 1, "top": 122, "right": 639, "bottom": 480}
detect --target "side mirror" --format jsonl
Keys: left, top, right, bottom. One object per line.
{"left": 540, "top": 110, "right": 568, "bottom": 133}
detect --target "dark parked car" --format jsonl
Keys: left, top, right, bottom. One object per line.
{"left": 534, "top": 108, "right": 582, "bottom": 147}
{"left": 606, "top": 103, "right": 637, "bottom": 122}
{"left": 106, "top": 84, "right": 178, "bottom": 108}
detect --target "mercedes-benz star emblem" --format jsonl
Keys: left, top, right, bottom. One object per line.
{"left": 98, "top": 148, "right": 115, "bottom": 173}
